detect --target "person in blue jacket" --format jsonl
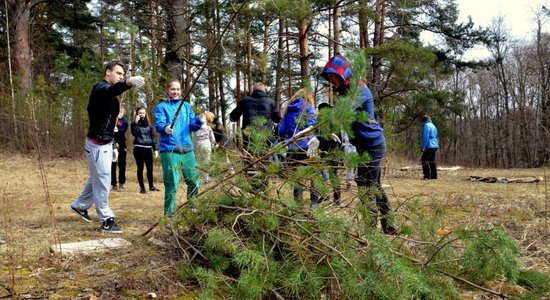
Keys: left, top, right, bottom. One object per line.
{"left": 320, "top": 54, "right": 397, "bottom": 235}
{"left": 278, "top": 88, "right": 320, "bottom": 208}
{"left": 154, "top": 79, "right": 203, "bottom": 216}
{"left": 421, "top": 115, "right": 439, "bottom": 180}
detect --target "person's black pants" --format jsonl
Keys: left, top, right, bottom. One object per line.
{"left": 134, "top": 147, "right": 154, "bottom": 190}
{"left": 111, "top": 146, "right": 126, "bottom": 186}
{"left": 421, "top": 148, "right": 438, "bottom": 179}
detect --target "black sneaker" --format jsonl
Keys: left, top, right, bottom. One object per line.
{"left": 69, "top": 205, "right": 92, "bottom": 223}
{"left": 149, "top": 186, "right": 160, "bottom": 191}
{"left": 100, "top": 217, "right": 122, "bottom": 233}
{"left": 140, "top": 189, "right": 147, "bottom": 194}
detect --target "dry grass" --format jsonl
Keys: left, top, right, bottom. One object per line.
{"left": 0, "top": 152, "right": 548, "bottom": 299}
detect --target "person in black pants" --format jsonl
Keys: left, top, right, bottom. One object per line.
{"left": 421, "top": 115, "right": 439, "bottom": 180}
{"left": 112, "top": 104, "right": 128, "bottom": 191}
{"left": 131, "top": 106, "right": 160, "bottom": 194}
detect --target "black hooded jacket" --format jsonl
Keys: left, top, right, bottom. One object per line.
{"left": 229, "top": 90, "right": 281, "bottom": 130}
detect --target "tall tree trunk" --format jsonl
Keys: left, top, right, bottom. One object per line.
{"left": 358, "top": 0, "right": 369, "bottom": 48}
{"left": 9, "top": 0, "right": 33, "bottom": 91}
{"left": 246, "top": 16, "right": 253, "bottom": 94}
{"left": 260, "top": 13, "right": 269, "bottom": 84}
{"left": 165, "top": 0, "right": 186, "bottom": 81}
{"left": 298, "top": 18, "right": 309, "bottom": 84}
{"left": 372, "top": 0, "right": 385, "bottom": 87}
{"left": 206, "top": 0, "right": 216, "bottom": 109}
{"left": 184, "top": 0, "right": 191, "bottom": 92}
{"left": 285, "top": 18, "right": 292, "bottom": 96}
{"left": 149, "top": 0, "right": 158, "bottom": 90}
{"left": 536, "top": 14, "right": 550, "bottom": 165}
{"left": 275, "top": 16, "right": 284, "bottom": 109}
{"left": 333, "top": 2, "right": 342, "bottom": 55}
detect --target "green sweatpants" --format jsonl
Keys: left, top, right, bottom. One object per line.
{"left": 160, "top": 151, "right": 200, "bottom": 216}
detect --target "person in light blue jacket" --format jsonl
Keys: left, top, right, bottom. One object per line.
{"left": 421, "top": 115, "right": 439, "bottom": 180}
{"left": 154, "top": 79, "right": 203, "bottom": 216}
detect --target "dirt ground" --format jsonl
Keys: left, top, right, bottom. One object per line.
{"left": 0, "top": 152, "right": 548, "bottom": 299}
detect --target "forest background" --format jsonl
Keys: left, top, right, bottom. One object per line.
{"left": 1, "top": 0, "right": 549, "bottom": 168}
{"left": 1, "top": 0, "right": 550, "bottom": 298}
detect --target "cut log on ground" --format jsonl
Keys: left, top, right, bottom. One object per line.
{"left": 467, "top": 176, "right": 543, "bottom": 183}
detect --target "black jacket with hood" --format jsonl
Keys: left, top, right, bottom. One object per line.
{"left": 229, "top": 90, "right": 281, "bottom": 130}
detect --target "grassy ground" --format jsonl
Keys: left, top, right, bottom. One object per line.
{"left": 0, "top": 152, "right": 548, "bottom": 299}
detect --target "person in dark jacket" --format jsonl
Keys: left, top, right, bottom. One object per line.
{"left": 421, "top": 114, "right": 439, "bottom": 180}
{"left": 229, "top": 82, "right": 281, "bottom": 191}
{"left": 229, "top": 82, "right": 281, "bottom": 150}
{"left": 131, "top": 106, "right": 160, "bottom": 194}
{"left": 111, "top": 104, "right": 128, "bottom": 191}
{"left": 70, "top": 60, "right": 145, "bottom": 233}
{"left": 321, "top": 54, "right": 397, "bottom": 235}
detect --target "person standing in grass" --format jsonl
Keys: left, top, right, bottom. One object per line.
{"left": 321, "top": 53, "right": 398, "bottom": 235}
{"left": 131, "top": 106, "right": 160, "bottom": 194}
{"left": 154, "top": 79, "right": 203, "bottom": 216}
{"left": 278, "top": 88, "right": 320, "bottom": 208}
{"left": 421, "top": 114, "right": 439, "bottom": 180}
{"left": 193, "top": 112, "right": 217, "bottom": 184}
{"left": 111, "top": 104, "right": 128, "bottom": 191}
{"left": 70, "top": 60, "right": 145, "bottom": 233}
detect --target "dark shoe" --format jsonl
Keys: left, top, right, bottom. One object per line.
{"left": 140, "top": 189, "right": 147, "bottom": 194}
{"left": 69, "top": 205, "right": 92, "bottom": 223}
{"left": 118, "top": 184, "right": 125, "bottom": 191}
{"left": 111, "top": 184, "right": 118, "bottom": 191}
{"left": 384, "top": 226, "right": 398, "bottom": 236}
{"left": 149, "top": 186, "right": 160, "bottom": 192}
{"left": 100, "top": 217, "right": 122, "bottom": 233}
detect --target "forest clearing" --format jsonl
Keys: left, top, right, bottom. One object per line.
{"left": 0, "top": 153, "right": 548, "bottom": 299}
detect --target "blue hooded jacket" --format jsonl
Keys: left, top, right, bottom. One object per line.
{"left": 421, "top": 120, "right": 439, "bottom": 149}
{"left": 154, "top": 99, "right": 202, "bottom": 153}
{"left": 278, "top": 98, "right": 317, "bottom": 151}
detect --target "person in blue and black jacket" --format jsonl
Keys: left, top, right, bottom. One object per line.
{"left": 421, "top": 114, "right": 439, "bottom": 180}
{"left": 320, "top": 54, "right": 398, "bottom": 235}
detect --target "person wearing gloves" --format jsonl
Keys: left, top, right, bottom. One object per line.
{"left": 420, "top": 114, "right": 439, "bottom": 180}
{"left": 278, "top": 88, "right": 320, "bottom": 208}
{"left": 320, "top": 53, "right": 398, "bottom": 235}
{"left": 193, "top": 111, "right": 217, "bottom": 184}
{"left": 70, "top": 60, "right": 145, "bottom": 234}
{"left": 111, "top": 104, "right": 129, "bottom": 192}
{"left": 154, "top": 79, "right": 203, "bottom": 216}
{"left": 131, "top": 106, "right": 160, "bottom": 194}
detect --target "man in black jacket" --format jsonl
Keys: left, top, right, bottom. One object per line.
{"left": 229, "top": 82, "right": 281, "bottom": 191}
{"left": 229, "top": 82, "right": 281, "bottom": 150}
{"left": 69, "top": 60, "right": 145, "bottom": 234}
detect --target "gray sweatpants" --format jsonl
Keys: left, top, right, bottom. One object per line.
{"left": 71, "top": 138, "right": 115, "bottom": 222}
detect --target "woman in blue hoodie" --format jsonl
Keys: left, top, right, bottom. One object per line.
{"left": 154, "top": 79, "right": 203, "bottom": 216}
{"left": 278, "top": 88, "right": 320, "bottom": 208}
{"left": 321, "top": 54, "right": 397, "bottom": 235}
